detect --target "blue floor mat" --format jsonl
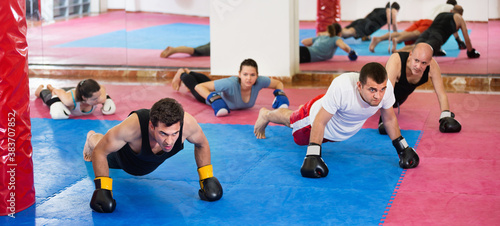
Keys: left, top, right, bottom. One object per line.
{"left": 55, "top": 23, "right": 468, "bottom": 58}
{"left": 55, "top": 23, "right": 210, "bottom": 50}
{"left": 2, "top": 118, "right": 421, "bottom": 225}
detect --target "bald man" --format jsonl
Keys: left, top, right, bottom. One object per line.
{"left": 396, "top": 5, "right": 480, "bottom": 58}
{"left": 378, "top": 43, "right": 461, "bottom": 134}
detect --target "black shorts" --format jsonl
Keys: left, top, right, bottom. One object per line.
{"left": 299, "top": 46, "right": 311, "bottom": 63}
{"left": 416, "top": 30, "right": 444, "bottom": 56}
{"left": 193, "top": 42, "right": 210, "bottom": 56}
{"left": 346, "top": 19, "right": 382, "bottom": 39}
{"left": 107, "top": 151, "right": 122, "bottom": 169}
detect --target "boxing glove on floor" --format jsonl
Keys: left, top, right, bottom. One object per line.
{"left": 300, "top": 143, "right": 329, "bottom": 178}
{"left": 90, "top": 177, "right": 116, "bottom": 213}
{"left": 198, "top": 165, "right": 223, "bottom": 201}
{"left": 207, "top": 92, "right": 230, "bottom": 117}
{"left": 348, "top": 49, "right": 358, "bottom": 61}
{"left": 456, "top": 37, "right": 466, "bottom": 50}
{"left": 439, "top": 110, "right": 461, "bottom": 133}
{"left": 101, "top": 95, "right": 116, "bottom": 115}
{"left": 46, "top": 96, "right": 71, "bottom": 119}
{"left": 392, "top": 136, "right": 419, "bottom": 169}
{"left": 467, "top": 48, "right": 480, "bottom": 58}
{"left": 272, "top": 89, "right": 289, "bottom": 109}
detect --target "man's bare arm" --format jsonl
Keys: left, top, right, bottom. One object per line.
{"left": 184, "top": 112, "right": 211, "bottom": 168}
{"left": 428, "top": 59, "right": 450, "bottom": 112}
{"left": 309, "top": 107, "right": 333, "bottom": 145}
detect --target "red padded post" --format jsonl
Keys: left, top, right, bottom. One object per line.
{"left": 316, "top": 0, "right": 341, "bottom": 34}
{"left": 0, "top": 0, "right": 36, "bottom": 216}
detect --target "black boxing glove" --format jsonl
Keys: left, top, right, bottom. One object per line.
{"left": 392, "top": 136, "right": 419, "bottom": 169}
{"left": 378, "top": 121, "right": 387, "bottom": 135}
{"left": 300, "top": 143, "right": 329, "bottom": 178}
{"left": 90, "top": 177, "right": 116, "bottom": 213}
{"left": 348, "top": 49, "right": 358, "bottom": 61}
{"left": 456, "top": 37, "right": 466, "bottom": 50}
{"left": 439, "top": 110, "right": 461, "bottom": 133}
{"left": 467, "top": 48, "right": 480, "bottom": 58}
{"left": 198, "top": 165, "right": 223, "bottom": 201}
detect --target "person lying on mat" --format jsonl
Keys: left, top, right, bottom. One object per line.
{"left": 83, "top": 98, "right": 223, "bottom": 213}
{"left": 369, "top": 0, "right": 465, "bottom": 53}
{"left": 377, "top": 43, "right": 461, "bottom": 134}
{"left": 341, "top": 2, "right": 400, "bottom": 41}
{"left": 160, "top": 42, "right": 210, "bottom": 58}
{"left": 171, "top": 58, "right": 289, "bottom": 117}
{"left": 300, "top": 22, "right": 358, "bottom": 63}
{"left": 34, "top": 79, "right": 116, "bottom": 119}
{"left": 395, "top": 5, "right": 480, "bottom": 58}
{"left": 254, "top": 62, "right": 419, "bottom": 179}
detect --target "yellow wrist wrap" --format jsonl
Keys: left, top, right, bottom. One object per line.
{"left": 197, "top": 165, "right": 214, "bottom": 180}
{"left": 95, "top": 177, "right": 113, "bottom": 190}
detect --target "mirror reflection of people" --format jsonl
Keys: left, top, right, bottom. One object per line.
{"left": 34, "top": 79, "right": 116, "bottom": 119}
{"left": 84, "top": 98, "right": 223, "bottom": 213}
{"left": 300, "top": 23, "right": 358, "bottom": 63}
{"left": 171, "top": 58, "right": 289, "bottom": 117}
{"left": 395, "top": 5, "right": 480, "bottom": 58}
{"left": 342, "top": 2, "right": 400, "bottom": 41}
{"left": 160, "top": 42, "right": 210, "bottom": 58}
{"left": 370, "top": 0, "right": 464, "bottom": 53}
{"left": 253, "top": 62, "right": 419, "bottom": 179}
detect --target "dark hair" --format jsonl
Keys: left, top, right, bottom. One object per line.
{"left": 386, "top": 2, "right": 400, "bottom": 11}
{"left": 327, "top": 23, "right": 342, "bottom": 37}
{"left": 240, "top": 58, "right": 258, "bottom": 74}
{"left": 446, "top": 0, "right": 457, "bottom": 6}
{"left": 75, "top": 79, "right": 100, "bottom": 102}
{"left": 150, "top": 98, "right": 184, "bottom": 127}
{"left": 359, "top": 62, "right": 387, "bottom": 85}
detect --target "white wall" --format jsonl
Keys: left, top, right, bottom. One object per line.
{"left": 490, "top": 0, "right": 500, "bottom": 19}
{"left": 107, "top": 0, "right": 125, "bottom": 10}
{"left": 90, "top": 0, "right": 108, "bottom": 13}
{"left": 108, "top": 0, "right": 497, "bottom": 21}
{"left": 299, "top": 0, "right": 492, "bottom": 22}
{"left": 339, "top": 0, "right": 489, "bottom": 22}
{"left": 210, "top": 0, "right": 299, "bottom": 77}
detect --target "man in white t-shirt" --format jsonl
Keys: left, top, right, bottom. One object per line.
{"left": 254, "top": 62, "right": 419, "bottom": 178}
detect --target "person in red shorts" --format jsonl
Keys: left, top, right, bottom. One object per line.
{"left": 253, "top": 62, "right": 419, "bottom": 179}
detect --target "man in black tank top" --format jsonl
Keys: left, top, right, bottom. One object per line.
{"left": 396, "top": 5, "right": 480, "bottom": 58}
{"left": 379, "top": 43, "right": 462, "bottom": 134}
{"left": 83, "top": 98, "right": 223, "bottom": 213}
